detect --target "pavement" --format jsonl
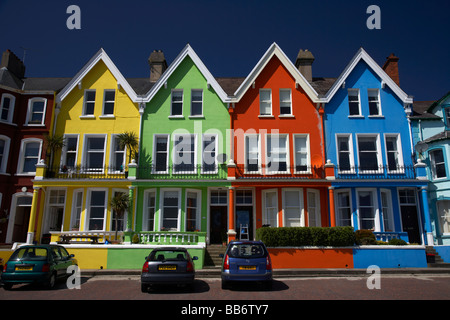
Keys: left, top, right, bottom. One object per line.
{"left": 80, "top": 266, "right": 450, "bottom": 279}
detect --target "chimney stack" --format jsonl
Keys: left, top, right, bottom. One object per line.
{"left": 382, "top": 53, "right": 400, "bottom": 86}
{"left": 1, "top": 49, "right": 26, "bottom": 79}
{"left": 148, "top": 50, "right": 168, "bottom": 83}
{"left": 295, "top": 49, "right": 315, "bottom": 82}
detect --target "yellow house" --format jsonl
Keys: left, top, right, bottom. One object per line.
{"left": 29, "top": 49, "right": 143, "bottom": 245}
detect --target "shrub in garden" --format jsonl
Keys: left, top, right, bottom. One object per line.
{"left": 388, "top": 238, "right": 407, "bottom": 246}
{"left": 355, "top": 229, "right": 377, "bottom": 245}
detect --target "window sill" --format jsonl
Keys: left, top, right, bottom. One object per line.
{"left": 168, "top": 115, "right": 184, "bottom": 119}
{"left": 0, "top": 120, "right": 17, "bottom": 126}
{"left": 258, "top": 115, "right": 275, "bottom": 118}
{"left": 79, "top": 115, "right": 95, "bottom": 119}
{"left": 189, "top": 115, "right": 205, "bottom": 119}
{"left": 368, "top": 115, "right": 384, "bottom": 118}
{"left": 99, "top": 115, "right": 115, "bottom": 119}
{"left": 24, "top": 123, "right": 45, "bottom": 127}
{"left": 348, "top": 115, "right": 364, "bottom": 119}
{"left": 279, "top": 115, "right": 295, "bottom": 118}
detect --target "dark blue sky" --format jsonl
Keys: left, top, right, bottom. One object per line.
{"left": 1, "top": 0, "right": 448, "bottom": 101}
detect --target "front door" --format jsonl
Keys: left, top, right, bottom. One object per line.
{"left": 236, "top": 206, "right": 253, "bottom": 240}
{"left": 210, "top": 206, "right": 227, "bottom": 244}
{"left": 399, "top": 189, "right": 421, "bottom": 244}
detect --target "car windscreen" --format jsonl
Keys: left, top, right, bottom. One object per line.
{"left": 148, "top": 250, "right": 188, "bottom": 262}
{"left": 10, "top": 247, "right": 48, "bottom": 261}
{"left": 227, "top": 244, "right": 266, "bottom": 259}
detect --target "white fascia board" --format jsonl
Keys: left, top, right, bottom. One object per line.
{"left": 141, "top": 44, "right": 230, "bottom": 104}
{"left": 324, "top": 48, "right": 413, "bottom": 104}
{"left": 231, "top": 43, "right": 320, "bottom": 104}
{"left": 56, "top": 48, "right": 139, "bottom": 103}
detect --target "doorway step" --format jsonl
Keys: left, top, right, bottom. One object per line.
{"left": 204, "top": 244, "right": 227, "bottom": 268}
{"left": 426, "top": 246, "right": 450, "bottom": 268}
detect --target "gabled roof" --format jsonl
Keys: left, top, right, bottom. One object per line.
{"left": 231, "top": 43, "right": 320, "bottom": 103}
{"left": 56, "top": 48, "right": 139, "bottom": 103}
{"left": 141, "top": 44, "right": 229, "bottom": 103}
{"left": 323, "top": 47, "right": 413, "bottom": 104}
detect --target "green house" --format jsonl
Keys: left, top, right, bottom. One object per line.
{"left": 133, "top": 45, "right": 232, "bottom": 246}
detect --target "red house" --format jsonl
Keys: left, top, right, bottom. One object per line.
{"left": 0, "top": 50, "right": 68, "bottom": 243}
{"left": 225, "top": 43, "right": 334, "bottom": 241}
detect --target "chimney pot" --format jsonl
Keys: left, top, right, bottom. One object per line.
{"left": 295, "top": 49, "right": 315, "bottom": 82}
{"left": 382, "top": 53, "right": 400, "bottom": 86}
{"left": 148, "top": 50, "right": 168, "bottom": 83}
{"left": 1, "top": 49, "right": 26, "bottom": 79}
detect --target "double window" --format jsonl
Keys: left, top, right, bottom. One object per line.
{"left": 259, "top": 89, "right": 292, "bottom": 116}
{"left": 348, "top": 88, "right": 382, "bottom": 117}
{"left": 83, "top": 89, "right": 116, "bottom": 117}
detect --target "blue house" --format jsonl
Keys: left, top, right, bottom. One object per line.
{"left": 321, "top": 48, "right": 432, "bottom": 245}
{"left": 411, "top": 92, "right": 450, "bottom": 245}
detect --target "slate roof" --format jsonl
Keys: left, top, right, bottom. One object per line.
{"left": 410, "top": 100, "right": 440, "bottom": 119}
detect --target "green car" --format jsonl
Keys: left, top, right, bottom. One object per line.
{"left": 1, "top": 244, "right": 77, "bottom": 290}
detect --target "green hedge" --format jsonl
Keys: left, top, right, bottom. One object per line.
{"left": 255, "top": 226, "right": 356, "bottom": 247}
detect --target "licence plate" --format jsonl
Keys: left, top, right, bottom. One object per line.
{"left": 158, "top": 265, "right": 176, "bottom": 271}
{"left": 239, "top": 265, "right": 256, "bottom": 270}
{"left": 15, "top": 266, "right": 33, "bottom": 271}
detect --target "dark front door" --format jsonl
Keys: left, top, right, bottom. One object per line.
{"left": 210, "top": 206, "right": 227, "bottom": 244}
{"left": 400, "top": 205, "right": 421, "bottom": 244}
{"left": 236, "top": 206, "right": 253, "bottom": 240}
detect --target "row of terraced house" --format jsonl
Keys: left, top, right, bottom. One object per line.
{"left": 1, "top": 43, "right": 449, "bottom": 268}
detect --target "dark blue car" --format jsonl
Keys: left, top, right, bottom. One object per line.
{"left": 221, "top": 240, "right": 273, "bottom": 290}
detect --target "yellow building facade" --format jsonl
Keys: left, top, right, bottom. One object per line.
{"left": 29, "top": 49, "right": 142, "bottom": 244}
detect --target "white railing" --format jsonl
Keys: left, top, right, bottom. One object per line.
{"left": 137, "top": 231, "right": 206, "bottom": 245}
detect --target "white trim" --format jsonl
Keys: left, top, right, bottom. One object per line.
{"left": 293, "top": 134, "right": 310, "bottom": 174}
{"left": 142, "top": 44, "right": 229, "bottom": 103}
{"left": 380, "top": 188, "right": 394, "bottom": 232}
{"left": 172, "top": 133, "right": 198, "bottom": 174}
{"left": 160, "top": 188, "right": 182, "bottom": 231}
{"left": 0, "top": 135, "right": 11, "bottom": 173}
{"left": 334, "top": 188, "right": 354, "bottom": 227}
{"left": 356, "top": 188, "right": 380, "bottom": 231}
{"left": 25, "top": 97, "right": 47, "bottom": 126}
{"left": 85, "top": 188, "right": 108, "bottom": 231}
{"left": 262, "top": 189, "right": 278, "bottom": 227}
{"left": 259, "top": 88, "right": 272, "bottom": 116}
{"left": 102, "top": 89, "right": 116, "bottom": 116}
{"left": 152, "top": 134, "right": 170, "bottom": 174}
{"left": 232, "top": 43, "right": 320, "bottom": 104}
{"left": 109, "top": 134, "right": 126, "bottom": 173}
{"left": 17, "top": 138, "right": 43, "bottom": 175}
{"left": 56, "top": 48, "right": 139, "bottom": 103}
{"left": 282, "top": 188, "right": 304, "bottom": 227}
{"left": 0, "top": 93, "right": 16, "bottom": 123}
{"left": 185, "top": 188, "right": 202, "bottom": 232}
{"left": 347, "top": 88, "right": 361, "bottom": 116}
{"left": 307, "top": 189, "right": 321, "bottom": 227}
{"left": 384, "top": 133, "right": 404, "bottom": 173}
{"left": 355, "top": 133, "right": 383, "bottom": 174}
{"left": 43, "top": 188, "right": 67, "bottom": 234}
{"left": 143, "top": 189, "right": 157, "bottom": 231}
{"left": 201, "top": 133, "right": 218, "bottom": 174}
{"left": 60, "top": 134, "right": 80, "bottom": 171}
{"left": 70, "top": 189, "right": 84, "bottom": 230}
{"left": 170, "top": 89, "right": 184, "bottom": 117}
{"left": 81, "top": 134, "right": 107, "bottom": 173}
{"left": 324, "top": 47, "right": 413, "bottom": 104}
{"left": 336, "top": 133, "right": 355, "bottom": 174}
{"left": 265, "top": 133, "right": 290, "bottom": 174}
{"left": 244, "top": 133, "right": 261, "bottom": 174}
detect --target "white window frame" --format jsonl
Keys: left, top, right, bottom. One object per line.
{"left": 356, "top": 188, "right": 380, "bottom": 231}
{"left": 160, "top": 188, "right": 181, "bottom": 231}
{"left": 348, "top": 89, "right": 361, "bottom": 117}
{"left": 0, "top": 135, "right": 11, "bottom": 173}
{"left": 25, "top": 97, "right": 47, "bottom": 126}
{"left": 368, "top": 89, "right": 382, "bottom": 116}
{"left": 336, "top": 134, "right": 355, "bottom": 173}
{"left": 143, "top": 189, "right": 157, "bottom": 231}
{"left": 85, "top": 188, "right": 108, "bottom": 231}
{"left": 244, "top": 134, "right": 261, "bottom": 174}
{"left": 293, "top": 134, "right": 310, "bottom": 173}
{"left": 70, "top": 189, "right": 84, "bottom": 230}
{"left": 282, "top": 188, "right": 304, "bottom": 227}
{"left": 44, "top": 188, "right": 67, "bottom": 233}
{"left": 429, "top": 148, "right": 447, "bottom": 180}
{"left": 279, "top": 89, "right": 292, "bottom": 116}
{"left": 259, "top": 89, "right": 272, "bottom": 116}
{"left": 101, "top": 89, "right": 116, "bottom": 116}
{"left": 190, "top": 89, "right": 203, "bottom": 117}
{"left": 170, "top": 89, "right": 183, "bottom": 117}
{"left": 436, "top": 200, "right": 450, "bottom": 235}
{"left": 173, "top": 134, "right": 197, "bottom": 174}
{"left": 307, "top": 189, "right": 321, "bottom": 227}
{"left": 110, "top": 134, "right": 126, "bottom": 173}
{"left": 60, "top": 134, "right": 79, "bottom": 171}
{"left": 0, "top": 93, "right": 15, "bottom": 123}
{"left": 262, "top": 189, "right": 278, "bottom": 227}
{"left": 384, "top": 134, "right": 404, "bottom": 173}
{"left": 82, "top": 90, "right": 96, "bottom": 117}
{"left": 265, "top": 134, "right": 290, "bottom": 174}
{"left": 185, "top": 189, "right": 201, "bottom": 232}
{"left": 153, "top": 134, "right": 170, "bottom": 174}
{"left": 335, "top": 189, "right": 353, "bottom": 227}
{"left": 82, "top": 134, "right": 107, "bottom": 173}
{"left": 380, "top": 189, "right": 394, "bottom": 232}
{"left": 202, "top": 134, "right": 218, "bottom": 174}
{"left": 356, "top": 134, "right": 383, "bottom": 174}
{"left": 17, "top": 138, "right": 42, "bottom": 175}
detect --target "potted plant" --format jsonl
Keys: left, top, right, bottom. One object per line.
{"left": 109, "top": 193, "right": 131, "bottom": 243}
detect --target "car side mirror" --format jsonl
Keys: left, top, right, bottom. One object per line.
{"left": 192, "top": 256, "right": 198, "bottom": 260}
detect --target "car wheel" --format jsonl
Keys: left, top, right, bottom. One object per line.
{"left": 141, "top": 283, "right": 149, "bottom": 293}
{"left": 47, "top": 273, "right": 56, "bottom": 289}
{"left": 3, "top": 283, "right": 12, "bottom": 290}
